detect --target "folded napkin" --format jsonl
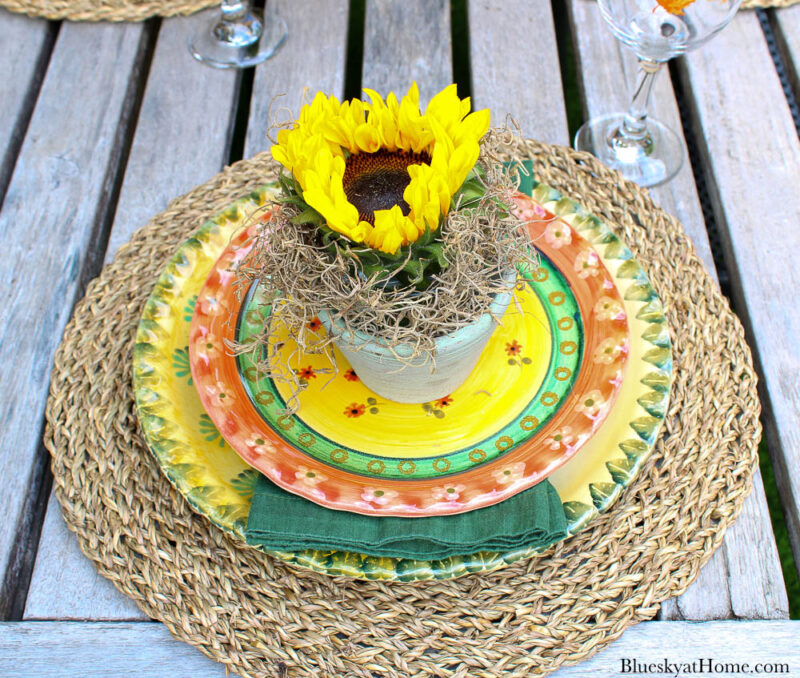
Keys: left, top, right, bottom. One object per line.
{"left": 245, "top": 474, "right": 567, "bottom": 560}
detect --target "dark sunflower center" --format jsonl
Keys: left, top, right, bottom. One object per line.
{"left": 342, "top": 149, "right": 430, "bottom": 225}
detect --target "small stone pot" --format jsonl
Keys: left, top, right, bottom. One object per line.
{"left": 318, "top": 278, "right": 515, "bottom": 404}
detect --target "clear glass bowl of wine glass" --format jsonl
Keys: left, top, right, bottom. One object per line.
{"left": 574, "top": 0, "right": 741, "bottom": 187}
{"left": 189, "top": 0, "right": 287, "bottom": 69}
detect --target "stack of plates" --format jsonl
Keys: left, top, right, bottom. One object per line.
{"left": 133, "top": 178, "right": 671, "bottom": 581}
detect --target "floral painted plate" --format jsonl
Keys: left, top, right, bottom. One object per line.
{"left": 133, "top": 180, "right": 671, "bottom": 580}
{"left": 190, "top": 213, "right": 629, "bottom": 516}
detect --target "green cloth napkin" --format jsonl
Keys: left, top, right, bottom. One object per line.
{"left": 245, "top": 474, "right": 568, "bottom": 560}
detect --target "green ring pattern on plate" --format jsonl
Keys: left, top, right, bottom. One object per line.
{"left": 235, "top": 255, "right": 583, "bottom": 480}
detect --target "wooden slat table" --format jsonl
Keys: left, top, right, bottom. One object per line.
{"left": 0, "top": 1, "right": 797, "bottom": 673}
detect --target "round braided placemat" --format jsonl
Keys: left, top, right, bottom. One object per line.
{"left": 0, "top": 0, "right": 215, "bottom": 21}
{"left": 45, "top": 140, "right": 760, "bottom": 677}
{"left": 0, "top": 0, "right": 791, "bottom": 25}
{"left": 742, "top": 0, "right": 795, "bottom": 7}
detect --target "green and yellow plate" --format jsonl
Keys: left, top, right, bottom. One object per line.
{"left": 133, "top": 179, "right": 672, "bottom": 580}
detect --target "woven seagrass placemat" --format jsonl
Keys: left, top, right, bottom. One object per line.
{"left": 0, "top": 0, "right": 215, "bottom": 21}
{"left": 0, "top": 0, "right": 792, "bottom": 25}
{"left": 45, "top": 139, "right": 760, "bottom": 677}
{"left": 742, "top": 0, "right": 794, "bottom": 7}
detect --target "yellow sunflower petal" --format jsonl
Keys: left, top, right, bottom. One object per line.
{"left": 362, "top": 87, "right": 387, "bottom": 112}
{"left": 322, "top": 117, "right": 355, "bottom": 153}
{"left": 271, "top": 144, "right": 289, "bottom": 169}
{"left": 368, "top": 205, "right": 407, "bottom": 254}
{"left": 371, "top": 106, "right": 398, "bottom": 151}
{"left": 302, "top": 169, "right": 361, "bottom": 240}
{"left": 429, "top": 118, "right": 456, "bottom": 179}
{"left": 406, "top": 164, "right": 449, "bottom": 232}
{"left": 397, "top": 83, "right": 432, "bottom": 152}
{"left": 354, "top": 123, "right": 382, "bottom": 153}
{"left": 352, "top": 220, "right": 374, "bottom": 243}
{"left": 453, "top": 109, "right": 491, "bottom": 146}
{"left": 425, "top": 84, "right": 463, "bottom": 135}
{"left": 446, "top": 141, "right": 480, "bottom": 193}
{"left": 405, "top": 82, "right": 420, "bottom": 106}
{"left": 387, "top": 91, "right": 400, "bottom": 116}
{"left": 430, "top": 172, "right": 452, "bottom": 216}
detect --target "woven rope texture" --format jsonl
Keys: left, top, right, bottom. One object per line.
{"left": 0, "top": 0, "right": 792, "bottom": 23}
{"left": 45, "top": 141, "right": 761, "bottom": 677}
{"left": 0, "top": 0, "right": 215, "bottom": 21}
{"left": 742, "top": 0, "right": 797, "bottom": 7}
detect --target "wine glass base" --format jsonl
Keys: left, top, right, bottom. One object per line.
{"left": 574, "top": 113, "right": 684, "bottom": 188}
{"left": 189, "top": 10, "right": 287, "bottom": 69}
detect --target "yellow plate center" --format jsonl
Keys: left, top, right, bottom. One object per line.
{"left": 271, "top": 284, "right": 551, "bottom": 458}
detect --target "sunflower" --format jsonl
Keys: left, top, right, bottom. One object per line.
{"left": 271, "top": 83, "right": 490, "bottom": 255}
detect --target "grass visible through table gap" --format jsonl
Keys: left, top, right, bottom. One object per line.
{"left": 450, "top": 0, "right": 471, "bottom": 100}
{"left": 759, "top": 437, "right": 800, "bottom": 618}
{"left": 343, "top": 0, "right": 366, "bottom": 100}
{"left": 551, "top": 0, "right": 584, "bottom": 139}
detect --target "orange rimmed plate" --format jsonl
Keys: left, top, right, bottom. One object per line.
{"left": 189, "top": 201, "right": 630, "bottom": 516}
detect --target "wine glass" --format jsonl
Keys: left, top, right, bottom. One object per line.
{"left": 574, "top": 0, "right": 741, "bottom": 187}
{"left": 189, "top": 0, "right": 287, "bottom": 69}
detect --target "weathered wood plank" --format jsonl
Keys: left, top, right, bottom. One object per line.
{"left": 0, "top": 22, "right": 146, "bottom": 618}
{"left": 245, "top": 0, "right": 349, "bottom": 157}
{"left": 104, "top": 14, "right": 239, "bottom": 262}
{"left": 0, "top": 12, "right": 53, "bottom": 202}
{"left": 23, "top": 14, "right": 240, "bottom": 622}
{"left": 27, "top": 1, "right": 348, "bottom": 622}
{"left": 0, "top": 620, "right": 798, "bottom": 677}
{"left": 468, "top": 0, "right": 568, "bottom": 143}
{"left": 566, "top": 1, "right": 788, "bottom": 620}
{"left": 362, "top": 0, "right": 451, "bottom": 105}
{"left": 0, "top": 622, "right": 223, "bottom": 676}
{"left": 677, "top": 11, "right": 800, "bottom": 589}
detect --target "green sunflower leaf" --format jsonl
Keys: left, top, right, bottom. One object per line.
{"left": 401, "top": 259, "right": 426, "bottom": 287}
{"left": 290, "top": 207, "right": 325, "bottom": 227}
{"left": 419, "top": 242, "right": 448, "bottom": 268}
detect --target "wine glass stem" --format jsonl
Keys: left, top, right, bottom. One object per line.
{"left": 619, "top": 59, "right": 662, "bottom": 144}
{"left": 220, "top": 0, "right": 246, "bottom": 22}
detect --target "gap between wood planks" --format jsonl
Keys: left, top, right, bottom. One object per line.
{"left": 551, "top": 0, "right": 585, "bottom": 140}
{"left": 227, "top": 68, "right": 253, "bottom": 165}
{"left": 0, "top": 19, "right": 159, "bottom": 622}
{"left": 761, "top": 9, "right": 800, "bottom": 137}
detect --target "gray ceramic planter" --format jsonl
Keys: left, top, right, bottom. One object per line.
{"left": 318, "top": 279, "right": 515, "bottom": 403}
